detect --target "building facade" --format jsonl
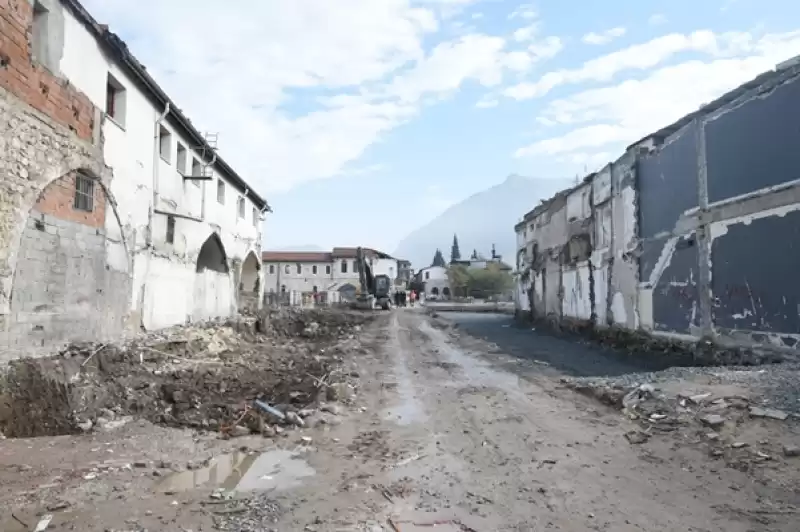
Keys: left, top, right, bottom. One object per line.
{"left": 415, "top": 266, "right": 450, "bottom": 299}
{"left": 0, "top": 0, "right": 267, "bottom": 360}
{"left": 514, "top": 57, "right": 800, "bottom": 354}
{"left": 262, "top": 248, "right": 401, "bottom": 301}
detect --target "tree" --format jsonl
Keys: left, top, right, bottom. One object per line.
{"left": 431, "top": 249, "right": 446, "bottom": 267}
{"left": 447, "top": 264, "right": 470, "bottom": 298}
{"left": 465, "top": 263, "right": 513, "bottom": 299}
{"left": 450, "top": 234, "right": 461, "bottom": 263}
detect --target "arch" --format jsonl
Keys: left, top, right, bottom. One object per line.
{"left": 196, "top": 233, "right": 229, "bottom": 273}
{"left": 238, "top": 250, "right": 261, "bottom": 311}
{"left": 431, "top": 286, "right": 440, "bottom": 296}
{"left": 338, "top": 283, "right": 357, "bottom": 302}
{"left": 442, "top": 287, "right": 451, "bottom": 298}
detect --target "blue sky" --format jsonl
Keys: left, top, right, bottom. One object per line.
{"left": 84, "top": 0, "right": 800, "bottom": 256}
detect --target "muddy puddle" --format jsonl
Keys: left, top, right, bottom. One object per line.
{"left": 156, "top": 449, "right": 315, "bottom": 493}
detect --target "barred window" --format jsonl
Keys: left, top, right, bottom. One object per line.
{"left": 73, "top": 174, "right": 94, "bottom": 212}
{"left": 166, "top": 215, "right": 176, "bottom": 244}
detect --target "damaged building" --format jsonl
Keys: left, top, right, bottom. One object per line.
{"left": 0, "top": 0, "right": 269, "bottom": 361}
{"left": 515, "top": 56, "right": 800, "bottom": 353}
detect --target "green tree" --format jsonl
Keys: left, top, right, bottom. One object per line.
{"left": 432, "top": 249, "right": 446, "bottom": 267}
{"left": 447, "top": 264, "right": 470, "bottom": 298}
{"left": 450, "top": 234, "right": 461, "bottom": 263}
{"left": 464, "top": 263, "right": 513, "bottom": 299}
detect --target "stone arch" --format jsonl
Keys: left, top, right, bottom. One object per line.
{"left": 338, "top": 283, "right": 357, "bottom": 302}
{"left": 7, "top": 167, "right": 130, "bottom": 353}
{"left": 193, "top": 232, "right": 233, "bottom": 322}
{"left": 431, "top": 286, "right": 440, "bottom": 296}
{"left": 442, "top": 287, "right": 451, "bottom": 298}
{"left": 238, "top": 250, "right": 261, "bottom": 311}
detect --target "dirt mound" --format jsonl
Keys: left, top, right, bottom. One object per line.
{"left": 1, "top": 309, "right": 375, "bottom": 438}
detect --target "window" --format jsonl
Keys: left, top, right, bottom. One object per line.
{"left": 166, "top": 215, "right": 175, "bottom": 244}
{"left": 73, "top": 174, "right": 94, "bottom": 212}
{"left": 105, "top": 74, "right": 126, "bottom": 126}
{"left": 237, "top": 197, "right": 245, "bottom": 219}
{"left": 191, "top": 158, "right": 202, "bottom": 186}
{"left": 176, "top": 143, "right": 187, "bottom": 175}
{"left": 31, "top": 2, "right": 49, "bottom": 65}
{"left": 353, "top": 260, "right": 359, "bottom": 272}
{"left": 269, "top": 264, "right": 275, "bottom": 274}
{"left": 217, "top": 179, "right": 225, "bottom": 204}
{"left": 425, "top": 271, "right": 430, "bottom": 280}
{"left": 158, "top": 125, "right": 172, "bottom": 163}
{"left": 326, "top": 265, "right": 331, "bottom": 275}
{"left": 284, "top": 265, "right": 290, "bottom": 274}
{"left": 312, "top": 265, "right": 318, "bottom": 275}
{"left": 341, "top": 261, "right": 348, "bottom": 274}
{"left": 312, "top": 285, "right": 318, "bottom": 293}
{"left": 252, "top": 207, "right": 259, "bottom": 227}
{"left": 281, "top": 285, "right": 286, "bottom": 293}
{"left": 296, "top": 263, "right": 302, "bottom": 274}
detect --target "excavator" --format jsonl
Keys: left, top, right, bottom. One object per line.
{"left": 353, "top": 247, "right": 393, "bottom": 310}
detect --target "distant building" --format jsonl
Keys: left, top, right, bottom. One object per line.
{"left": 262, "top": 247, "right": 404, "bottom": 300}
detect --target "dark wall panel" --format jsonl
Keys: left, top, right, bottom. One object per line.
{"left": 652, "top": 236, "right": 699, "bottom": 334}
{"left": 637, "top": 122, "right": 700, "bottom": 239}
{"left": 712, "top": 210, "right": 800, "bottom": 333}
{"left": 706, "top": 76, "right": 800, "bottom": 203}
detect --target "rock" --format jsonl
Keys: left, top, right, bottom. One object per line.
{"left": 706, "top": 432, "right": 720, "bottom": 441}
{"left": 297, "top": 408, "right": 316, "bottom": 418}
{"left": 327, "top": 382, "right": 356, "bottom": 403}
{"left": 320, "top": 404, "right": 341, "bottom": 415}
{"left": 649, "top": 413, "right": 667, "bottom": 421}
{"left": 749, "top": 406, "right": 789, "bottom": 421}
{"left": 261, "top": 425, "right": 277, "bottom": 437}
{"left": 625, "top": 430, "right": 650, "bottom": 444}
{"left": 783, "top": 444, "right": 800, "bottom": 457}
{"left": 46, "top": 500, "right": 71, "bottom": 511}
{"left": 300, "top": 436, "right": 313, "bottom": 444}
{"left": 230, "top": 425, "right": 251, "bottom": 438}
{"left": 133, "top": 461, "right": 148, "bottom": 468}
{"left": 731, "top": 442, "right": 749, "bottom": 449}
{"left": 285, "top": 412, "right": 305, "bottom": 427}
{"left": 77, "top": 419, "right": 93, "bottom": 432}
{"left": 689, "top": 393, "right": 712, "bottom": 405}
{"left": 699, "top": 414, "right": 725, "bottom": 428}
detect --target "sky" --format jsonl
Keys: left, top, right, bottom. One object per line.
{"left": 83, "top": 0, "right": 800, "bottom": 254}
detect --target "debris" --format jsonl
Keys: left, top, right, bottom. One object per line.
{"left": 749, "top": 406, "right": 789, "bottom": 421}
{"left": 689, "top": 393, "right": 712, "bottom": 405}
{"left": 756, "top": 451, "right": 772, "bottom": 460}
{"left": 706, "top": 432, "right": 720, "bottom": 441}
{"left": 254, "top": 400, "right": 286, "bottom": 422}
{"left": 46, "top": 501, "right": 71, "bottom": 511}
{"left": 300, "top": 436, "right": 313, "bottom": 444}
{"left": 699, "top": 414, "right": 725, "bottom": 428}
{"left": 731, "top": 442, "right": 749, "bottom": 449}
{"left": 327, "top": 382, "right": 356, "bottom": 403}
{"left": 320, "top": 404, "right": 341, "bottom": 415}
{"left": 649, "top": 413, "right": 667, "bottom": 421}
{"left": 783, "top": 444, "right": 800, "bottom": 457}
{"left": 77, "top": 420, "right": 93, "bottom": 432}
{"left": 625, "top": 430, "right": 650, "bottom": 444}
{"left": 83, "top": 473, "right": 97, "bottom": 480}
{"left": 230, "top": 425, "right": 251, "bottom": 438}
{"left": 33, "top": 514, "right": 53, "bottom": 532}
{"left": 285, "top": 412, "right": 305, "bottom": 427}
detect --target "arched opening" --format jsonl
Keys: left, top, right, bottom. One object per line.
{"left": 9, "top": 170, "right": 130, "bottom": 350}
{"left": 442, "top": 287, "right": 451, "bottom": 299}
{"left": 238, "top": 251, "right": 261, "bottom": 311}
{"left": 196, "top": 233, "right": 229, "bottom": 273}
{"left": 431, "top": 287, "right": 440, "bottom": 296}
{"left": 338, "top": 283, "right": 357, "bottom": 302}
{"left": 193, "top": 233, "right": 232, "bottom": 321}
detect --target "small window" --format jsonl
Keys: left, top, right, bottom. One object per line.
{"left": 73, "top": 174, "right": 94, "bottom": 212}
{"left": 191, "top": 158, "right": 202, "bottom": 186}
{"left": 425, "top": 271, "right": 430, "bottom": 280}
{"left": 252, "top": 207, "right": 259, "bottom": 227}
{"left": 341, "top": 261, "right": 348, "bottom": 274}
{"left": 284, "top": 265, "right": 290, "bottom": 274}
{"left": 217, "top": 179, "right": 225, "bottom": 204}
{"left": 280, "top": 285, "right": 286, "bottom": 293}
{"left": 313, "top": 285, "right": 318, "bottom": 293}
{"left": 269, "top": 264, "right": 275, "bottom": 274}
{"left": 105, "top": 74, "right": 126, "bottom": 126}
{"left": 31, "top": 2, "right": 48, "bottom": 63}
{"left": 312, "top": 265, "right": 318, "bottom": 275}
{"left": 176, "top": 143, "right": 187, "bottom": 175}
{"left": 166, "top": 215, "right": 175, "bottom": 244}
{"left": 237, "top": 197, "right": 245, "bottom": 219}
{"left": 296, "top": 263, "right": 301, "bottom": 274}
{"left": 158, "top": 125, "right": 172, "bottom": 163}
{"left": 326, "top": 265, "right": 331, "bottom": 275}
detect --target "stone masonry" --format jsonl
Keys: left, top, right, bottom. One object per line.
{"left": 0, "top": 0, "right": 130, "bottom": 359}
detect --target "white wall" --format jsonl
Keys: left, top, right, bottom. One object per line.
{"left": 59, "top": 10, "right": 263, "bottom": 329}
{"left": 263, "top": 262, "right": 334, "bottom": 294}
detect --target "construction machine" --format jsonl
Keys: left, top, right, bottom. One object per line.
{"left": 353, "top": 247, "right": 393, "bottom": 310}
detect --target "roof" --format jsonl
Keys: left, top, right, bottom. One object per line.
{"left": 62, "top": 0, "right": 270, "bottom": 212}
{"left": 262, "top": 251, "right": 331, "bottom": 263}
{"left": 331, "top": 247, "right": 395, "bottom": 259}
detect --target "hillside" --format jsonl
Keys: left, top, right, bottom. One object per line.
{"left": 393, "top": 175, "right": 572, "bottom": 269}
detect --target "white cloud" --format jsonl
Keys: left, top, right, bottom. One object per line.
{"left": 515, "top": 30, "right": 800, "bottom": 160}
{"left": 80, "top": 0, "right": 555, "bottom": 195}
{"left": 508, "top": 3, "right": 537, "bottom": 20}
{"left": 475, "top": 97, "right": 499, "bottom": 108}
{"left": 471, "top": 12, "right": 484, "bottom": 19}
{"left": 582, "top": 27, "right": 626, "bottom": 46}
{"left": 648, "top": 14, "right": 668, "bottom": 26}
{"left": 503, "top": 30, "right": 770, "bottom": 101}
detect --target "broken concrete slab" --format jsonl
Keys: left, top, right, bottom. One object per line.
{"left": 749, "top": 407, "right": 789, "bottom": 421}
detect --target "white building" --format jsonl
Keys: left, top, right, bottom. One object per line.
{"left": 262, "top": 248, "right": 400, "bottom": 301}
{"left": 415, "top": 266, "right": 450, "bottom": 299}
{"left": 1, "top": 0, "right": 269, "bottom": 348}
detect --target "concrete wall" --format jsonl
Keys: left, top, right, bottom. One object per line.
{"left": 264, "top": 261, "right": 337, "bottom": 294}
{"left": 514, "top": 60, "right": 800, "bottom": 353}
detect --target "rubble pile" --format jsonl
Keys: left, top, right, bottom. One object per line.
{"left": 0, "top": 308, "right": 375, "bottom": 438}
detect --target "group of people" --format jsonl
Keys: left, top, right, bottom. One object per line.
{"left": 393, "top": 289, "right": 417, "bottom": 308}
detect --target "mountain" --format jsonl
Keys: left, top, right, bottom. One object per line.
{"left": 393, "top": 175, "right": 573, "bottom": 269}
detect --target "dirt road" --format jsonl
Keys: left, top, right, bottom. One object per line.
{"left": 2, "top": 310, "right": 798, "bottom": 531}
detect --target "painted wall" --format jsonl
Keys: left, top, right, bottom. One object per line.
{"left": 57, "top": 5, "right": 263, "bottom": 329}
